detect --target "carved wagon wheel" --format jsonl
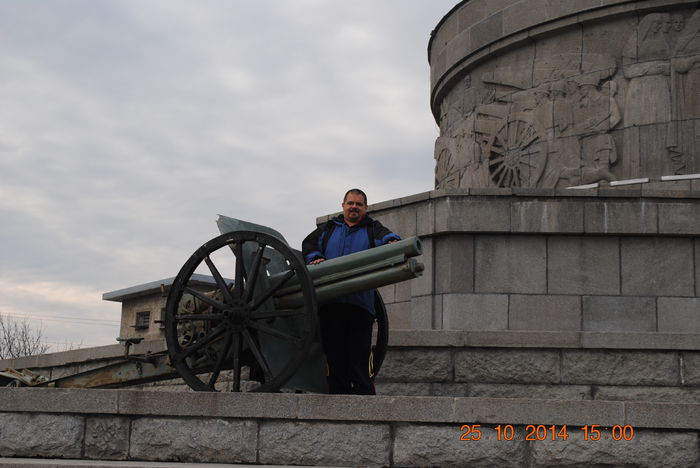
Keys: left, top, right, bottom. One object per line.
{"left": 164, "top": 231, "right": 316, "bottom": 392}
{"left": 487, "top": 115, "right": 545, "bottom": 188}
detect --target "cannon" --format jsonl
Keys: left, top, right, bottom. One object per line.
{"left": 1, "top": 216, "right": 423, "bottom": 393}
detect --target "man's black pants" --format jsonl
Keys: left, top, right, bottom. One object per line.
{"left": 319, "top": 302, "right": 376, "bottom": 395}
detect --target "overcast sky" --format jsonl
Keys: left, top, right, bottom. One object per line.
{"left": 0, "top": 0, "right": 457, "bottom": 350}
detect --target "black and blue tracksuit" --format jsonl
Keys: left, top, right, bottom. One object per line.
{"left": 302, "top": 214, "right": 400, "bottom": 394}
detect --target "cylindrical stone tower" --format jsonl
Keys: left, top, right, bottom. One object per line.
{"left": 429, "top": 0, "right": 700, "bottom": 189}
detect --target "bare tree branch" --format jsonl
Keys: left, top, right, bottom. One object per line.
{"left": 0, "top": 313, "right": 51, "bottom": 359}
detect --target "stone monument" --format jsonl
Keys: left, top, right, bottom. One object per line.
{"left": 430, "top": 1, "right": 700, "bottom": 189}
{"left": 1, "top": 2, "right": 699, "bottom": 466}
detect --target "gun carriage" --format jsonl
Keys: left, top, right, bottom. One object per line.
{"left": 1, "top": 216, "right": 423, "bottom": 393}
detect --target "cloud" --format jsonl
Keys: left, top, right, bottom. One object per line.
{"left": 0, "top": 0, "right": 456, "bottom": 349}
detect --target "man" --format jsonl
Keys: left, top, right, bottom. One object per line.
{"left": 302, "top": 188, "right": 400, "bottom": 395}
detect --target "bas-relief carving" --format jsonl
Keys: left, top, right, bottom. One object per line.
{"left": 435, "top": 8, "right": 700, "bottom": 190}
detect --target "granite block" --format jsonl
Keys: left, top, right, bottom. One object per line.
{"left": 584, "top": 201, "right": 657, "bottom": 234}
{"left": 658, "top": 297, "right": 700, "bottom": 332}
{"left": 434, "top": 234, "right": 474, "bottom": 294}
{"left": 625, "top": 402, "right": 700, "bottom": 429}
{"left": 377, "top": 284, "right": 395, "bottom": 304}
{"left": 621, "top": 237, "right": 695, "bottom": 296}
{"left": 295, "top": 394, "right": 455, "bottom": 423}
{"left": 431, "top": 382, "right": 469, "bottom": 397}
{"left": 581, "top": 332, "right": 700, "bottom": 350}
{"left": 0, "top": 413, "right": 84, "bottom": 458}
{"left": 442, "top": 293, "right": 509, "bottom": 330}
{"left": 385, "top": 301, "right": 411, "bottom": 329}
{"left": 456, "top": 398, "right": 624, "bottom": 426}
{"left": 468, "top": 187, "right": 513, "bottom": 196}
{"left": 416, "top": 198, "right": 435, "bottom": 237}
{"left": 509, "top": 294, "right": 581, "bottom": 331}
{"left": 85, "top": 416, "right": 130, "bottom": 460}
{"left": 503, "top": 0, "right": 548, "bottom": 36}
{"left": 545, "top": 0, "right": 601, "bottom": 18}
{"left": 531, "top": 429, "right": 700, "bottom": 467}
{"left": 395, "top": 277, "right": 412, "bottom": 302}
{"left": 393, "top": 424, "right": 526, "bottom": 467}
{"left": 595, "top": 386, "right": 700, "bottom": 404}
{"left": 388, "top": 329, "right": 465, "bottom": 347}
{"left": 370, "top": 208, "right": 416, "bottom": 241}
{"left": 510, "top": 200, "right": 584, "bottom": 233}
{"left": 0, "top": 387, "right": 118, "bottom": 414}
{"left": 375, "top": 382, "right": 432, "bottom": 396}
{"left": 129, "top": 417, "right": 257, "bottom": 463}
{"left": 468, "top": 383, "right": 591, "bottom": 400}
{"left": 475, "top": 235, "right": 547, "bottom": 293}
{"left": 582, "top": 296, "right": 656, "bottom": 332}
{"left": 446, "top": 29, "right": 471, "bottom": 66}
{"left": 435, "top": 197, "right": 511, "bottom": 232}
{"left": 470, "top": 10, "right": 504, "bottom": 51}
{"left": 259, "top": 421, "right": 390, "bottom": 466}
{"left": 411, "top": 236, "right": 433, "bottom": 296}
{"left": 561, "top": 350, "right": 679, "bottom": 385}
{"left": 697, "top": 238, "right": 700, "bottom": 295}
{"left": 118, "top": 390, "right": 299, "bottom": 419}
{"left": 380, "top": 349, "right": 452, "bottom": 382}
{"left": 547, "top": 236, "right": 620, "bottom": 295}
{"left": 659, "top": 202, "right": 700, "bottom": 234}
{"left": 410, "top": 295, "right": 434, "bottom": 329}
{"left": 682, "top": 352, "right": 700, "bottom": 385}
{"left": 397, "top": 190, "right": 431, "bottom": 207}
{"left": 454, "top": 349, "right": 560, "bottom": 384}
{"left": 466, "top": 330, "right": 581, "bottom": 348}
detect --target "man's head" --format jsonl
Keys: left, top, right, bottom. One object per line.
{"left": 342, "top": 188, "right": 368, "bottom": 226}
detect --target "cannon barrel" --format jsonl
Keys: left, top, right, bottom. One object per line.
{"left": 273, "top": 236, "right": 424, "bottom": 308}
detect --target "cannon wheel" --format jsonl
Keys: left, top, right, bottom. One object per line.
{"left": 164, "top": 230, "right": 317, "bottom": 392}
{"left": 371, "top": 292, "right": 389, "bottom": 378}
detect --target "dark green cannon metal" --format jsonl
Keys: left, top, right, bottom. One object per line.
{"left": 164, "top": 216, "right": 423, "bottom": 393}
{"left": 2, "top": 216, "right": 423, "bottom": 393}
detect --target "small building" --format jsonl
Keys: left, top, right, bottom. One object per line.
{"left": 103, "top": 275, "right": 220, "bottom": 341}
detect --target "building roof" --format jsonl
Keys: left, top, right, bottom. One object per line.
{"left": 102, "top": 274, "right": 224, "bottom": 303}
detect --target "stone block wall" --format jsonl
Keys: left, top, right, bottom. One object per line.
{"left": 1, "top": 388, "right": 699, "bottom": 467}
{"left": 376, "top": 330, "right": 700, "bottom": 403}
{"left": 350, "top": 191, "right": 700, "bottom": 333}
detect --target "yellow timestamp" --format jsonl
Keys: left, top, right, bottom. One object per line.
{"left": 459, "top": 424, "right": 635, "bottom": 441}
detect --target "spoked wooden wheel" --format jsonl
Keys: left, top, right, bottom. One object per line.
{"left": 370, "top": 292, "right": 389, "bottom": 378}
{"left": 164, "top": 231, "right": 317, "bottom": 392}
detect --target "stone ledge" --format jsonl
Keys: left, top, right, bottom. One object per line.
{"left": 389, "top": 330, "right": 700, "bottom": 350}
{"left": 0, "top": 339, "right": 166, "bottom": 370}
{"left": 4, "top": 331, "right": 698, "bottom": 375}
{"left": 1, "top": 388, "right": 699, "bottom": 430}
{"left": 0, "top": 458, "right": 281, "bottom": 467}
{"left": 367, "top": 193, "right": 700, "bottom": 237}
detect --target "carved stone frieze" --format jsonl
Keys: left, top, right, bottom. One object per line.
{"left": 432, "top": 5, "right": 700, "bottom": 190}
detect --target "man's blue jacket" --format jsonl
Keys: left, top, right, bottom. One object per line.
{"left": 301, "top": 214, "right": 400, "bottom": 315}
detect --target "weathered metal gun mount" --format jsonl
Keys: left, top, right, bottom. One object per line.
{"left": 1, "top": 216, "right": 423, "bottom": 393}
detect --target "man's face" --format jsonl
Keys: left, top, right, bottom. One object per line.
{"left": 342, "top": 193, "right": 367, "bottom": 226}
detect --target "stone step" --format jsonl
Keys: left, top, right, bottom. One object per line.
{"left": 2, "top": 331, "right": 698, "bottom": 402}
{"left": 0, "top": 388, "right": 699, "bottom": 467}
{"left": 0, "top": 459, "right": 330, "bottom": 468}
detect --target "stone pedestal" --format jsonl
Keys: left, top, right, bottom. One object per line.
{"left": 322, "top": 189, "right": 700, "bottom": 334}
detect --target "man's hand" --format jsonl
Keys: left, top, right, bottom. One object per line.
{"left": 388, "top": 239, "right": 398, "bottom": 244}
{"left": 310, "top": 258, "right": 326, "bottom": 265}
